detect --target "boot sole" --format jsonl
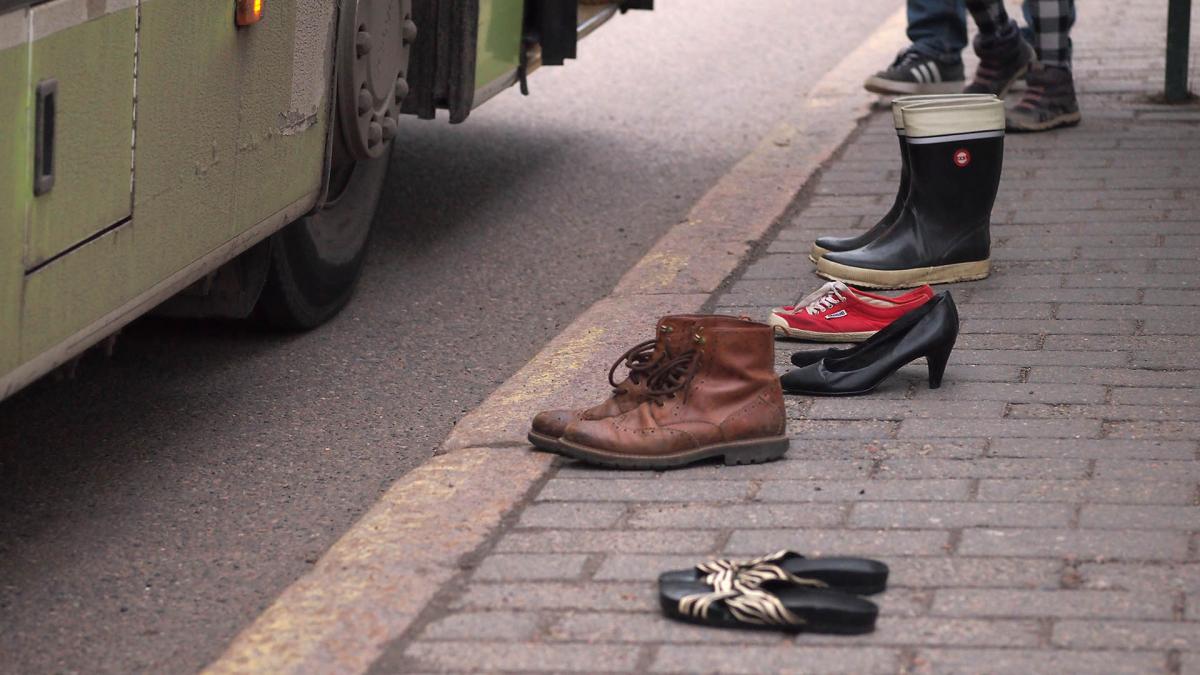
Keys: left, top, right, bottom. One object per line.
{"left": 1007, "top": 111, "right": 1082, "bottom": 132}
{"left": 768, "top": 315, "right": 876, "bottom": 342}
{"left": 809, "top": 243, "right": 830, "bottom": 264}
{"left": 557, "top": 436, "right": 790, "bottom": 470}
{"left": 816, "top": 257, "right": 990, "bottom": 289}
{"left": 863, "top": 77, "right": 964, "bottom": 96}
{"left": 527, "top": 430, "right": 565, "bottom": 454}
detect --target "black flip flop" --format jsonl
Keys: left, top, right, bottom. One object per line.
{"left": 659, "top": 578, "right": 878, "bottom": 634}
{"left": 658, "top": 550, "right": 888, "bottom": 596}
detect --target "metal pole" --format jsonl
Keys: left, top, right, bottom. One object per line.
{"left": 1165, "top": 0, "right": 1193, "bottom": 102}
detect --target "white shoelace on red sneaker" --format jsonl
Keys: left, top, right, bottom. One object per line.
{"left": 793, "top": 281, "right": 849, "bottom": 315}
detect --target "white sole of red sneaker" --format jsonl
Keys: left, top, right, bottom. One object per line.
{"left": 816, "top": 257, "right": 990, "bottom": 289}
{"left": 767, "top": 314, "right": 877, "bottom": 342}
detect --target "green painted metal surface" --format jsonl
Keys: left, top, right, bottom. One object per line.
{"left": 0, "top": 33, "right": 29, "bottom": 376}
{"left": 476, "top": 0, "right": 525, "bottom": 90}
{"left": 18, "top": 0, "right": 329, "bottom": 366}
{"left": 26, "top": 8, "right": 135, "bottom": 268}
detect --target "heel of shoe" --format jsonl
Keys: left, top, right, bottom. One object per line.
{"left": 926, "top": 343, "right": 953, "bottom": 389}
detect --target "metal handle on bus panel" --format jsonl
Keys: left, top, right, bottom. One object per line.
{"left": 34, "top": 78, "right": 57, "bottom": 196}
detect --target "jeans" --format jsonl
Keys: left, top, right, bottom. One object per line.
{"left": 908, "top": 0, "right": 1076, "bottom": 66}
{"left": 907, "top": 0, "right": 967, "bottom": 62}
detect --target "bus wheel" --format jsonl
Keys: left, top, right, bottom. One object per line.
{"left": 252, "top": 146, "right": 389, "bottom": 330}
{"left": 254, "top": 0, "right": 413, "bottom": 330}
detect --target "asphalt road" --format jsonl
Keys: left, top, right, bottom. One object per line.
{"left": 0, "top": 2, "right": 895, "bottom": 672}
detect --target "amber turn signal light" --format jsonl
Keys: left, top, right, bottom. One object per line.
{"left": 235, "top": 0, "right": 263, "bottom": 26}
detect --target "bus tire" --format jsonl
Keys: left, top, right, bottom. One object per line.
{"left": 253, "top": 148, "right": 390, "bottom": 330}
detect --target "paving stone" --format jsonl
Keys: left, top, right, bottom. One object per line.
{"left": 1009, "top": 403, "right": 1200, "bottom": 421}
{"left": 943, "top": 303, "right": 1055, "bottom": 319}
{"left": 961, "top": 318, "right": 1137, "bottom": 335}
{"left": 756, "top": 479, "right": 972, "bottom": 502}
{"left": 472, "top": 554, "right": 590, "bottom": 581}
{"left": 955, "top": 333, "right": 1042, "bottom": 350}
{"left": 1111, "top": 387, "right": 1200, "bottom": 406}
{"left": 405, "top": 641, "right": 642, "bottom": 672}
{"left": 912, "top": 648, "right": 1166, "bottom": 675}
{"left": 418, "top": 611, "right": 542, "bottom": 641}
{"left": 451, "top": 581, "right": 653, "bottom": 611}
{"left": 518, "top": 503, "right": 627, "bottom": 529}
{"left": 899, "top": 418, "right": 1101, "bottom": 439}
{"left": 727, "top": 529, "right": 950, "bottom": 557}
{"left": 986, "top": 438, "right": 1197, "bottom": 460}
{"left": 977, "top": 479, "right": 1195, "bottom": 504}
{"left": 1053, "top": 619, "right": 1200, "bottom": 650}
{"left": 651, "top": 645, "right": 901, "bottom": 674}
{"left": 659, "top": 458, "right": 874, "bottom": 481}
{"left": 806, "top": 399, "right": 1005, "bottom": 420}
{"left": 957, "top": 528, "right": 1190, "bottom": 560}
{"left": 869, "top": 617, "right": 1043, "bottom": 647}
{"left": 785, "top": 419, "right": 897, "bottom": 439}
{"left": 546, "top": 611, "right": 781, "bottom": 644}
{"left": 851, "top": 502, "right": 1072, "bottom": 529}
{"left": 593, "top": 554, "right": 705, "bottom": 582}
{"left": 496, "top": 530, "right": 721, "bottom": 554}
{"left": 878, "top": 458, "right": 1088, "bottom": 480}
{"left": 952, "top": 349, "right": 1129, "bottom": 367}
{"left": 626, "top": 503, "right": 845, "bottom": 529}
{"left": 968, "top": 288, "right": 1141, "bottom": 304}
{"left": 1027, "top": 367, "right": 1199, "bottom": 387}
{"left": 1105, "top": 420, "right": 1200, "bottom": 440}
{"left": 1094, "top": 460, "right": 1200, "bottom": 481}
{"left": 537, "top": 478, "right": 753, "bottom": 502}
{"left": 1078, "top": 562, "right": 1200, "bottom": 593}
{"left": 932, "top": 589, "right": 1175, "bottom": 619}
{"left": 1080, "top": 505, "right": 1200, "bottom": 530}
{"left": 887, "top": 556, "right": 1061, "bottom": 589}
{"left": 917, "top": 382, "right": 1103, "bottom": 406}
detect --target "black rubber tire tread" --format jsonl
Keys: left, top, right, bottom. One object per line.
{"left": 254, "top": 151, "right": 390, "bottom": 331}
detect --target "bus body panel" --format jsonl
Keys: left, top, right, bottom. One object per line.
{"left": 26, "top": 1, "right": 135, "bottom": 269}
{"left": 0, "top": 8, "right": 29, "bottom": 378}
{"left": 17, "top": 0, "right": 333, "bottom": 370}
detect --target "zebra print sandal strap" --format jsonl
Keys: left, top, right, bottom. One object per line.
{"left": 658, "top": 550, "right": 889, "bottom": 596}
{"left": 658, "top": 577, "right": 879, "bottom": 634}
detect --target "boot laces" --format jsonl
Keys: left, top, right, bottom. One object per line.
{"left": 645, "top": 351, "right": 700, "bottom": 406}
{"left": 791, "top": 281, "right": 848, "bottom": 315}
{"left": 607, "top": 338, "right": 662, "bottom": 390}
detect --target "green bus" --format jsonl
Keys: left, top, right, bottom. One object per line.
{"left": 0, "top": 0, "right": 649, "bottom": 401}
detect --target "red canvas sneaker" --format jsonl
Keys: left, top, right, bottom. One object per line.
{"left": 768, "top": 281, "right": 934, "bottom": 342}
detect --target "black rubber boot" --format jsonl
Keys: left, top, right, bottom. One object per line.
{"left": 816, "top": 99, "right": 1005, "bottom": 289}
{"left": 964, "top": 20, "right": 1036, "bottom": 96}
{"left": 810, "top": 94, "right": 995, "bottom": 262}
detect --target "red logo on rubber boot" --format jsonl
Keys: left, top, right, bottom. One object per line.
{"left": 953, "top": 148, "right": 971, "bottom": 168}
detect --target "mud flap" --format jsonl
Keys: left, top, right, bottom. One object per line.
{"left": 402, "top": 0, "right": 479, "bottom": 123}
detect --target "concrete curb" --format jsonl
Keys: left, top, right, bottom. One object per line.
{"left": 203, "top": 8, "right": 906, "bottom": 673}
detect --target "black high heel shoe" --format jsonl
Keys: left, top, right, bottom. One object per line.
{"left": 781, "top": 292, "right": 959, "bottom": 396}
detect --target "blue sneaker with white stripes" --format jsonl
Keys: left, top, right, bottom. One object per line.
{"left": 863, "top": 48, "right": 965, "bottom": 95}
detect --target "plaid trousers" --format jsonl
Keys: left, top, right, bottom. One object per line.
{"left": 965, "top": 0, "right": 1075, "bottom": 67}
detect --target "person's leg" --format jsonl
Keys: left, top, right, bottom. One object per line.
{"left": 1008, "top": 0, "right": 1080, "bottom": 131}
{"left": 864, "top": 0, "right": 968, "bottom": 94}
{"left": 962, "top": 0, "right": 1035, "bottom": 95}
{"left": 963, "top": 0, "right": 1011, "bottom": 36}
{"left": 1027, "top": 0, "right": 1074, "bottom": 67}
{"left": 906, "top": 0, "right": 969, "bottom": 60}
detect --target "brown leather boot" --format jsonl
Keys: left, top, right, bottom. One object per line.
{"left": 528, "top": 315, "right": 704, "bottom": 453}
{"left": 558, "top": 317, "right": 788, "bottom": 469}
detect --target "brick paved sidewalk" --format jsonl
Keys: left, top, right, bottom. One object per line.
{"left": 382, "top": 3, "right": 1200, "bottom": 673}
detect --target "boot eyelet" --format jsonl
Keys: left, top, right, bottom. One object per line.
{"left": 659, "top": 325, "right": 674, "bottom": 333}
